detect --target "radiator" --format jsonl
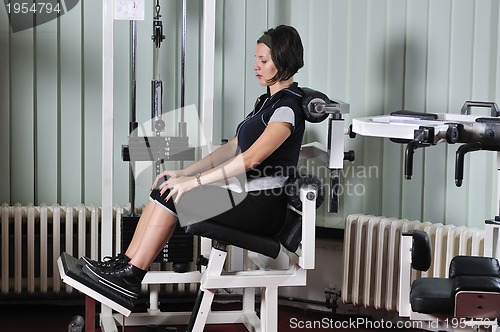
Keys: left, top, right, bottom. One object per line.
{"left": 341, "top": 214, "right": 484, "bottom": 312}
{"left": 1, "top": 204, "right": 121, "bottom": 295}
{"left": 0, "top": 203, "right": 197, "bottom": 297}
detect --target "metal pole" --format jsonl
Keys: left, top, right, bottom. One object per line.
{"left": 178, "top": 0, "right": 188, "bottom": 139}
{"left": 101, "top": 0, "right": 114, "bottom": 320}
{"left": 129, "top": 20, "right": 138, "bottom": 214}
{"left": 199, "top": 0, "right": 217, "bottom": 259}
{"left": 181, "top": 0, "right": 186, "bottom": 112}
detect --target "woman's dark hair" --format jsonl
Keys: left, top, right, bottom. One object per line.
{"left": 258, "top": 25, "right": 304, "bottom": 84}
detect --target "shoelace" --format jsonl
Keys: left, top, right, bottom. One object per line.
{"left": 102, "top": 260, "right": 130, "bottom": 274}
{"left": 100, "top": 253, "right": 129, "bottom": 266}
{"left": 101, "top": 255, "right": 116, "bottom": 262}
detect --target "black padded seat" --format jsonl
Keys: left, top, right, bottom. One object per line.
{"left": 184, "top": 220, "right": 282, "bottom": 258}
{"left": 410, "top": 277, "right": 455, "bottom": 314}
{"left": 184, "top": 209, "right": 305, "bottom": 259}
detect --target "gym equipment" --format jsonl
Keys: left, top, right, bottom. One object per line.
{"left": 120, "top": 0, "right": 194, "bottom": 268}
{"left": 352, "top": 100, "right": 500, "bottom": 330}
{"left": 59, "top": 1, "right": 353, "bottom": 330}
{"left": 399, "top": 230, "right": 500, "bottom": 331}
{"left": 58, "top": 86, "right": 352, "bottom": 331}
{"left": 352, "top": 101, "right": 500, "bottom": 185}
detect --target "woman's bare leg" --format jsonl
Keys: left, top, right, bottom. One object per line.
{"left": 124, "top": 200, "right": 156, "bottom": 259}
{"left": 129, "top": 204, "right": 178, "bottom": 270}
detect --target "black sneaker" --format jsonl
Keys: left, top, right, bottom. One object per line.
{"left": 82, "top": 262, "right": 146, "bottom": 299}
{"left": 78, "top": 253, "right": 131, "bottom": 269}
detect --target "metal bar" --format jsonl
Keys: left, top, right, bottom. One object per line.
{"left": 129, "top": 20, "right": 137, "bottom": 213}
{"left": 101, "top": 0, "right": 115, "bottom": 320}
{"left": 199, "top": 0, "right": 217, "bottom": 259}
{"left": 181, "top": 0, "right": 187, "bottom": 113}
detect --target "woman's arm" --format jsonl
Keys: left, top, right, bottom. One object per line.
{"left": 182, "top": 137, "right": 239, "bottom": 175}
{"left": 162, "top": 122, "right": 292, "bottom": 203}
{"left": 152, "top": 136, "right": 238, "bottom": 189}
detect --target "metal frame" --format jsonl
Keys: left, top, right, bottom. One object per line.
{"left": 101, "top": 0, "right": 115, "bottom": 323}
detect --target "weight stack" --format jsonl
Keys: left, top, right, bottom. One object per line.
{"left": 121, "top": 214, "right": 193, "bottom": 269}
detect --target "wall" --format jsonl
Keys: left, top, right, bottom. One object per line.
{"left": 1, "top": 0, "right": 500, "bottom": 230}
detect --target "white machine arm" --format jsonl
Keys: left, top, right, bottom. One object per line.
{"left": 352, "top": 102, "right": 500, "bottom": 184}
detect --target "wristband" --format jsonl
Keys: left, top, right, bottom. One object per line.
{"left": 195, "top": 173, "right": 203, "bottom": 187}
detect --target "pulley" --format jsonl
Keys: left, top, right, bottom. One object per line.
{"left": 152, "top": 0, "right": 165, "bottom": 48}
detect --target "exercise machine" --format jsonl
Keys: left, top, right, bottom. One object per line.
{"left": 352, "top": 101, "right": 500, "bottom": 330}
{"left": 58, "top": 2, "right": 354, "bottom": 331}
{"left": 58, "top": 86, "right": 352, "bottom": 331}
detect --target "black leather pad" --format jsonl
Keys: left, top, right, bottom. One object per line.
{"left": 276, "top": 209, "right": 302, "bottom": 253}
{"left": 449, "top": 256, "right": 500, "bottom": 278}
{"left": 184, "top": 221, "right": 281, "bottom": 258}
{"left": 390, "top": 110, "right": 439, "bottom": 120}
{"left": 453, "top": 276, "right": 500, "bottom": 294}
{"left": 301, "top": 87, "right": 331, "bottom": 123}
{"left": 410, "top": 277, "right": 455, "bottom": 314}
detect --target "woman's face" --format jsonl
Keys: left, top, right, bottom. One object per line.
{"left": 253, "top": 43, "right": 278, "bottom": 86}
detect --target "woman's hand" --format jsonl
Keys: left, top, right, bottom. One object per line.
{"left": 160, "top": 176, "right": 199, "bottom": 204}
{"left": 151, "top": 169, "right": 184, "bottom": 190}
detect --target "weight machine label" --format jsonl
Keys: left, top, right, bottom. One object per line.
{"left": 115, "top": 0, "right": 144, "bottom": 21}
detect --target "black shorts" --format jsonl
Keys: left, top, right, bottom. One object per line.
{"left": 150, "top": 186, "right": 287, "bottom": 236}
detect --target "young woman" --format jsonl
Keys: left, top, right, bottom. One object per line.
{"left": 81, "top": 25, "right": 306, "bottom": 299}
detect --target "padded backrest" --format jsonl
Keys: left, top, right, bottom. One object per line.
{"left": 276, "top": 173, "right": 324, "bottom": 252}
{"left": 301, "top": 87, "right": 331, "bottom": 123}
{"left": 276, "top": 209, "right": 302, "bottom": 253}
{"left": 411, "top": 230, "right": 432, "bottom": 271}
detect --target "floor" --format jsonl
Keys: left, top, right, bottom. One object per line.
{"left": 0, "top": 300, "right": 429, "bottom": 332}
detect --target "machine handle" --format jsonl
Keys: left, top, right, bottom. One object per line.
{"left": 404, "top": 141, "right": 419, "bottom": 180}
{"left": 455, "top": 142, "right": 482, "bottom": 187}
{"left": 460, "top": 101, "right": 500, "bottom": 117}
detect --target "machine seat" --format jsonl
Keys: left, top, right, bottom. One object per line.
{"left": 184, "top": 220, "right": 282, "bottom": 258}
{"left": 408, "top": 230, "right": 500, "bottom": 316}
{"left": 410, "top": 278, "right": 454, "bottom": 314}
